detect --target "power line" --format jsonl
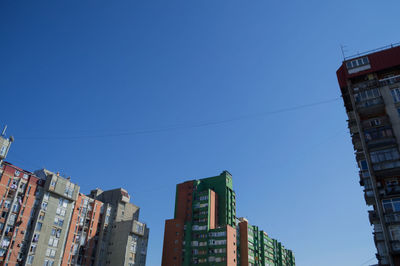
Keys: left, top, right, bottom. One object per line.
{"left": 16, "top": 97, "right": 340, "bottom": 141}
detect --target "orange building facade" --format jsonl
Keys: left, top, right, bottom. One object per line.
{"left": 61, "top": 193, "right": 103, "bottom": 266}
{"left": 0, "top": 162, "right": 41, "bottom": 265}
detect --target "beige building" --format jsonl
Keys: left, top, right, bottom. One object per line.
{"left": 0, "top": 138, "right": 149, "bottom": 266}
{"left": 26, "top": 169, "right": 80, "bottom": 266}
{"left": 89, "top": 188, "right": 149, "bottom": 266}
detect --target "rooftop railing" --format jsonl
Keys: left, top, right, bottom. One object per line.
{"left": 344, "top": 42, "right": 400, "bottom": 61}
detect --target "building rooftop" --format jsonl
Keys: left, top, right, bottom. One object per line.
{"left": 337, "top": 44, "right": 400, "bottom": 88}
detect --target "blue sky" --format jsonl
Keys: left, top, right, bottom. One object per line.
{"left": 1, "top": 0, "right": 400, "bottom": 265}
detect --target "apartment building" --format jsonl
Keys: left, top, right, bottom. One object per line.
{"left": 162, "top": 171, "right": 294, "bottom": 266}
{"left": 337, "top": 44, "right": 400, "bottom": 265}
{"left": 237, "top": 218, "right": 295, "bottom": 266}
{"left": 0, "top": 161, "right": 148, "bottom": 266}
{"left": 0, "top": 132, "right": 12, "bottom": 166}
{"left": 26, "top": 169, "right": 80, "bottom": 266}
{"left": 61, "top": 193, "right": 103, "bottom": 266}
{"left": 0, "top": 162, "right": 40, "bottom": 265}
{"left": 88, "top": 188, "right": 149, "bottom": 266}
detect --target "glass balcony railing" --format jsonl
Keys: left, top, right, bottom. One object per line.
{"left": 356, "top": 97, "right": 384, "bottom": 109}
{"left": 373, "top": 161, "right": 400, "bottom": 171}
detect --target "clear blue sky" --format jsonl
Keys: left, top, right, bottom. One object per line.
{"left": 1, "top": 0, "right": 399, "bottom": 265}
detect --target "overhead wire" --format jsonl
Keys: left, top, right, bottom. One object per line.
{"left": 7, "top": 95, "right": 343, "bottom": 195}
{"left": 15, "top": 96, "right": 341, "bottom": 141}
{"left": 359, "top": 256, "right": 376, "bottom": 266}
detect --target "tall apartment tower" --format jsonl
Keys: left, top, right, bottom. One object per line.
{"left": 88, "top": 188, "right": 149, "bottom": 266}
{"left": 337, "top": 44, "right": 400, "bottom": 266}
{"left": 0, "top": 136, "right": 149, "bottom": 266}
{"left": 237, "top": 218, "right": 295, "bottom": 266}
{"left": 162, "top": 171, "right": 295, "bottom": 266}
{"left": 162, "top": 171, "right": 237, "bottom": 266}
{"left": 27, "top": 169, "right": 80, "bottom": 266}
{"left": 0, "top": 129, "right": 13, "bottom": 166}
{"left": 61, "top": 193, "right": 104, "bottom": 266}
{"left": 0, "top": 162, "right": 40, "bottom": 265}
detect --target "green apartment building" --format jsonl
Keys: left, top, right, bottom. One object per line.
{"left": 238, "top": 217, "right": 295, "bottom": 266}
{"left": 162, "top": 171, "right": 295, "bottom": 266}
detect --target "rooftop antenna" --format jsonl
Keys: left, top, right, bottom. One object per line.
{"left": 1, "top": 125, "right": 7, "bottom": 137}
{"left": 340, "top": 44, "right": 348, "bottom": 61}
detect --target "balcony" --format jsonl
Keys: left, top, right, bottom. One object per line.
{"left": 379, "top": 75, "right": 400, "bottom": 86}
{"left": 347, "top": 111, "right": 356, "bottom": 120}
{"left": 6, "top": 190, "right": 15, "bottom": 199}
{"left": 352, "top": 79, "right": 379, "bottom": 90}
{"left": 349, "top": 124, "right": 359, "bottom": 135}
{"left": 373, "top": 161, "right": 400, "bottom": 172}
{"left": 364, "top": 190, "right": 376, "bottom": 205}
{"left": 374, "top": 231, "right": 385, "bottom": 241}
{"left": 367, "top": 138, "right": 397, "bottom": 150}
{"left": 385, "top": 213, "right": 400, "bottom": 223}
{"left": 385, "top": 186, "right": 400, "bottom": 196}
{"left": 365, "top": 127, "right": 396, "bottom": 150}
{"left": 351, "top": 134, "right": 363, "bottom": 151}
{"left": 369, "top": 211, "right": 379, "bottom": 224}
{"left": 131, "top": 220, "right": 145, "bottom": 236}
{"left": 356, "top": 97, "right": 385, "bottom": 115}
{"left": 392, "top": 241, "right": 400, "bottom": 254}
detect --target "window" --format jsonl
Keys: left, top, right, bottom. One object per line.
{"left": 354, "top": 88, "right": 380, "bottom": 103}
{"left": 4, "top": 200, "right": 11, "bottom": 209}
{"left": 54, "top": 217, "right": 64, "bottom": 227}
{"left": 392, "top": 88, "right": 400, "bottom": 103}
{"left": 48, "top": 237, "right": 58, "bottom": 247}
{"left": 8, "top": 214, "right": 16, "bottom": 224}
{"left": 130, "top": 235, "right": 137, "bottom": 252}
{"left": 27, "top": 255, "right": 34, "bottom": 264}
{"left": 44, "top": 259, "right": 54, "bottom": 266}
{"left": 364, "top": 127, "right": 393, "bottom": 142}
{"left": 370, "top": 119, "right": 381, "bottom": 126}
{"left": 30, "top": 244, "right": 37, "bottom": 253}
{"left": 370, "top": 148, "right": 400, "bottom": 163}
{"left": 64, "top": 183, "right": 74, "bottom": 197}
{"left": 56, "top": 207, "right": 66, "bottom": 217}
{"left": 389, "top": 225, "right": 400, "bottom": 241}
{"left": 43, "top": 193, "right": 49, "bottom": 202}
{"left": 36, "top": 222, "right": 42, "bottom": 232}
{"left": 0, "top": 146, "right": 6, "bottom": 156}
{"left": 383, "top": 198, "right": 400, "bottom": 213}
{"left": 12, "top": 203, "right": 20, "bottom": 213}
{"left": 359, "top": 160, "right": 368, "bottom": 170}
{"left": 33, "top": 234, "right": 40, "bottom": 242}
{"left": 45, "top": 248, "right": 56, "bottom": 258}
{"left": 346, "top": 56, "right": 369, "bottom": 69}
{"left": 51, "top": 228, "right": 61, "bottom": 238}
{"left": 58, "top": 198, "right": 68, "bottom": 208}
{"left": 41, "top": 202, "right": 48, "bottom": 211}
